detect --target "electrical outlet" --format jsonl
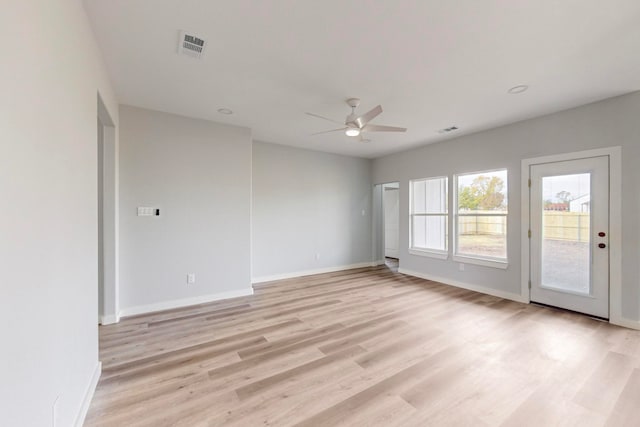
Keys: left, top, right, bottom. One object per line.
{"left": 187, "top": 273, "right": 196, "bottom": 284}
{"left": 459, "top": 263, "right": 465, "bottom": 272}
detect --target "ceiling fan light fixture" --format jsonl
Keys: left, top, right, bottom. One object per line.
{"left": 345, "top": 128, "right": 360, "bottom": 137}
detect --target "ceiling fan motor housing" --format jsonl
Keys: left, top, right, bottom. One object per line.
{"left": 345, "top": 98, "right": 361, "bottom": 126}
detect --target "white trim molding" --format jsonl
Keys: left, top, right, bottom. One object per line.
{"left": 409, "top": 248, "right": 449, "bottom": 260}
{"left": 73, "top": 361, "right": 102, "bottom": 427}
{"left": 610, "top": 317, "right": 640, "bottom": 331}
{"left": 521, "top": 147, "right": 625, "bottom": 326}
{"left": 119, "top": 288, "right": 254, "bottom": 317}
{"left": 452, "top": 255, "right": 508, "bottom": 270}
{"left": 99, "top": 313, "right": 119, "bottom": 325}
{"left": 252, "top": 262, "right": 377, "bottom": 284}
{"left": 398, "top": 268, "right": 528, "bottom": 304}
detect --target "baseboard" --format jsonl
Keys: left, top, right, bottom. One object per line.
{"left": 252, "top": 261, "right": 377, "bottom": 284}
{"left": 375, "top": 259, "right": 386, "bottom": 266}
{"left": 99, "top": 313, "right": 119, "bottom": 325}
{"left": 610, "top": 316, "right": 640, "bottom": 330}
{"left": 73, "top": 361, "right": 101, "bottom": 427}
{"left": 119, "top": 288, "right": 254, "bottom": 317}
{"left": 398, "top": 268, "right": 528, "bottom": 304}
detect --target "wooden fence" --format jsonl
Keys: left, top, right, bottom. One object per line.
{"left": 542, "top": 211, "right": 590, "bottom": 242}
{"left": 458, "top": 211, "right": 590, "bottom": 242}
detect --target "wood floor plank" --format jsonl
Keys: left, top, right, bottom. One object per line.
{"left": 605, "top": 368, "right": 640, "bottom": 426}
{"left": 234, "top": 345, "right": 366, "bottom": 401}
{"left": 86, "top": 265, "right": 640, "bottom": 427}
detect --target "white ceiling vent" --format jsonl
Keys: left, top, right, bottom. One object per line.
{"left": 178, "top": 31, "right": 206, "bottom": 58}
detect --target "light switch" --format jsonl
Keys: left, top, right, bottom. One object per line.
{"left": 137, "top": 207, "right": 161, "bottom": 216}
{"left": 137, "top": 207, "right": 154, "bottom": 216}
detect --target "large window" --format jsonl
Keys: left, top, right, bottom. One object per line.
{"left": 455, "top": 169, "right": 508, "bottom": 266}
{"left": 410, "top": 177, "right": 448, "bottom": 257}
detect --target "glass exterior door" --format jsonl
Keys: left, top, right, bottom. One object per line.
{"left": 530, "top": 156, "right": 609, "bottom": 318}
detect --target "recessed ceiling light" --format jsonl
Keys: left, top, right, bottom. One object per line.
{"left": 345, "top": 128, "right": 360, "bottom": 137}
{"left": 217, "top": 108, "right": 233, "bottom": 115}
{"left": 508, "top": 85, "right": 529, "bottom": 94}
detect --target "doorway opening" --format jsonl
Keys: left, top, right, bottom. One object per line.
{"left": 373, "top": 182, "right": 400, "bottom": 272}
{"left": 97, "top": 94, "right": 118, "bottom": 325}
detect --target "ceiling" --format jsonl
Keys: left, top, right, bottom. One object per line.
{"left": 84, "top": 0, "right": 640, "bottom": 159}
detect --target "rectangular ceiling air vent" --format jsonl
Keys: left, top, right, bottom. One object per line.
{"left": 438, "top": 126, "right": 459, "bottom": 134}
{"left": 178, "top": 30, "right": 206, "bottom": 59}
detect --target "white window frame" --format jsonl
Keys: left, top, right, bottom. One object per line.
{"left": 453, "top": 168, "right": 509, "bottom": 269}
{"left": 409, "top": 176, "right": 449, "bottom": 260}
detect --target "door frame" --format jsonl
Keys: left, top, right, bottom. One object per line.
{"left": 383, "top": 183, "right": 400, "bottom": 259}
{"left": 372, "top": 181, "right": 401, "bottom": 266}
{"left": 521, "top": 147, "right": 622, "bottom": 325}
{"left": 98, "top": 93, "right": 120, "bottom": 325}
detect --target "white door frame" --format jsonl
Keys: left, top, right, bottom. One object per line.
{"left": 383, "top": 184, "right": 400, "bottom": 259}
{"left": 98, "top": 93, "right": 120, "bottom": 325}
{"left": 521, "top": 147, "right": 622, "bottom": 326}
{"left": 372, "top": 181, "right": 400, "bottom": 266}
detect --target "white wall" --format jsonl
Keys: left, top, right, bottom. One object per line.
{"left": 373, "top": 91, "right": 640, "bottom": 323}
{"left": 252, "top": 142, "right": 372, "bottom": 280}
{"left": 118, "top": 106, "right": 253, "bottom": 314}
{"left": 0, "top": 1, "right": 119, "bottom": 426}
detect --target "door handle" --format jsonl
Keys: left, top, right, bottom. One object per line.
{"left": 598, "top": 243, "right": 606, "bottom": 249}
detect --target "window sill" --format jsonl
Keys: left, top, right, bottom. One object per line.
{"left": 452, "top": 255, "right": 509, "bottom": 270}
{"left": 409, "top": 248, "right": 449, "bottom": 260}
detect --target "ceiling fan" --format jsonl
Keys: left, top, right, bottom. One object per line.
{"left": 306, "top": 98, "right": 407, "bottom": 141}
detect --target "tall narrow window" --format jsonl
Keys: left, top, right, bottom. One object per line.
{"left": 410, "top": 177, "right": 448, "bottom": 257}
{"left": 455, "top": 169, "right": 508, "bottom": 266}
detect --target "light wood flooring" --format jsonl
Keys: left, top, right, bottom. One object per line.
{"left": 86, "top": 266, "right": 640, "bottom": 426}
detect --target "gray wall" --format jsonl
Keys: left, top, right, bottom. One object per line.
{"left": 119, "top": 106, "right": 252, "bottom": 311}
{"left": 252, "top": 142, "right": 372, "bottom": 279}
{"left": 373, "top": 91, "right": 640, "bottom": 321}
{"left": 0, "top": 1, "right": 119, "bottom": 425}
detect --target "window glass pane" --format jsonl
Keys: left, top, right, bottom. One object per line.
{"left": 457, "top": 215, "right": 506, "bottom": 258}
{"left": 457, "top": 170, "right": 507, "bottom": 214}
{"left": 412, "top": 215, "right": 448, "bottom": 251}
{"left": 412, "top": 177, "right": 447, "bottom": 214}
{"left": 412, "top": 215, "right": 427, "bottom": 248}
{"left": 541, "top": 173, "right": 591, "bottom": 294}
{"left": 425, "top": 178, "right": 448, "bottom": 213}
{"left": 412, "top": 180, "right": 426, "bottom": 214}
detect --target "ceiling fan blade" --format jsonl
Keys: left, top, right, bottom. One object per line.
{"left": 355, "top": 105, "right": 382, "bottom": 128}
{"left": 305, "top": 112, "right": 344, "bottom": 125}
{"left": 362, "top": 124, "right": 407, "bottom": 133}
{"left": 311, "top": 127, "right": 347, "bottom": 135}
{"left": 358, "top": 134, "right": 371, "bottom": 143}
